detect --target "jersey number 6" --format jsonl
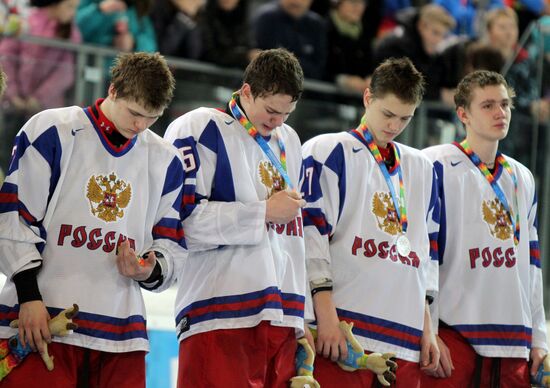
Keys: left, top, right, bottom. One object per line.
{"left": 179, "top": 146, "right": 196, "bottom": 173}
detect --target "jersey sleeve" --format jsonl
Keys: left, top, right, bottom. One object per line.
{"left": 144, "top": 153, "right": 188, "bottom": 292}
{"left": 426, "top": 164, "right": 442, "bottom": 333}
{"left": 164, "top": 112, "right": 267, "bottom": 251}
{"left": 0, "top": 113, "right": 61, "bottom": 278}
{"left": 527, "top": 186, "right": 548, "bottom": 351}
{"left": 425, "top": 166, "right": 440, "bottom": 297}
{"left": 301, "top": 138, "right": 346, "bottom": 283}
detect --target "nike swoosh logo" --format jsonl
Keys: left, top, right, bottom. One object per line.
{"left": 71, "top": 128, "right": 84, "bottom": 136}
{"left": 352, "top": 147, "right": 362, "bottom": 153}
{"left": 450, "top": 161, "right": 462, "bottom": 167}
{"left": 224, "top": 120, "right": 234, "bottom": 125}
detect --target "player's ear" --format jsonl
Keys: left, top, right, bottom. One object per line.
{"left": 363, "top": 88, "right": 372, "bottom": 108}
{"left": 108, "top": 84, "right": 117, "bottom": 100}
{"left": 456, "top": 106, "right": 468, "bottom": 126}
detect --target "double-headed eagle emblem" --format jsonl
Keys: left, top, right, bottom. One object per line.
{"left": 482, "top": 198, "right": 512, "bottom": 240}
{"left": 86, "top": 172, "right": 131, "bottom": 222}
{"left": 372, "top": 192, "right": 401, "bottom": 235}
{"left": 259, "top": 161, "right": 286, "bottom": 198}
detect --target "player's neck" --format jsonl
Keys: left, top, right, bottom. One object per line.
{"left": 465, "top": 133, "right": 499, "bottom": 168}
{"left": 99, "top": 98, "right": 115, "bottom": 124}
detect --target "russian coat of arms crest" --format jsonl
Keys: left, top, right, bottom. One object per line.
{"left": 371, "top": 191, "right": 401, "bottom": 235}
{"left": 482, "top": 198, "right": 512, "bottom": 240}
{"left": 259, "top": 160, "right": 286, "bottom": 198}
{"left": 86, "top": 172, "right": 132, "bottom": 222}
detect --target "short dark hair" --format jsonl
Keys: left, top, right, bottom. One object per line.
{"left": 110, "top": 52, "right": 175, "bottom": 111}
{"left": 454, "top": 70, "right": 515, "bottom": 109}
{"left": 243, "top": 48, "right": 304, "bottom": 102}
{"left": 369, "top": 57, "right": 425, "bottom": 105}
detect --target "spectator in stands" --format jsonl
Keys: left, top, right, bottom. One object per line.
{"left": 439, "top": 41, "right": 505, "bottom": 106}
{"left": 151, "top": 0, "right": 203, "bottom": 59}
{"left": 485, "top": 7, "right": 548, "bottom": 120}
{"left": 0, "top": 0, "right": 81, "bottom": 172}
{"left": 252, "top": 0, "right": 327, "bottom": 80}
{"left": 0, "top": 0, "right": 81, "bottom": 112}
{"left": 484, "top": 6, "right": 549, "bottom": 165}
{"left": 197, "top": 0, "right": 257, "bottom": 68}
{"left": 434, "top": 0, "right": 503, "bottom": 38}
{"left": 378, "top": 0, "right": 410, "bottom": 37}
{"left": 325, "top": 0, "right": 374, "bottom": 93}
{"left": 76, "top": 0, "right": 156, "bottom": 52}
{"left": 374, "top": 4, "right": 455, "bottom": 101}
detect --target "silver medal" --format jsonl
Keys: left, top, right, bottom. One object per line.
{"left": 396, "top": 235, "right": 411, "bottom": 256}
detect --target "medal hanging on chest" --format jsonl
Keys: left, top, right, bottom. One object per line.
{"left": 355, "top": 116, "right": 410, "bottom": 256}
{"left": 458, "top": 140, "right": 520, "bottom": 246}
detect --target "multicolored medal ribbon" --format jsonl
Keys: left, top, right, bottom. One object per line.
{"left": 355, "top": 116, "right": 410, "bottom": 256}
{"left": 458, "top": 139, "right": 520, "bottom": 246}
{"left": 229, "top": 92, "right": 294, "bottom": 190}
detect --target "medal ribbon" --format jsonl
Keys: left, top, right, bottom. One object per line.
{"left": 459, "top": 139, "right": 520, "bottom": 245}
{"left": 356, "top": 116, "right": 408, "bottom": 233}
{"left": 229, "top": 92, "right": 293, "bottom": 190}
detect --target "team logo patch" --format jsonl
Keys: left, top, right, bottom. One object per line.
{"left": 482, "top": 198, "right": 512, "bottom": 240}
{"left": 86, "top": 172, "right": 132, "bottom": 222}
{"left": 371, "top": 191, "right": 401, "bottom": 235}
{"left": 259, "top": 160, "right": 286, "bottom": 198}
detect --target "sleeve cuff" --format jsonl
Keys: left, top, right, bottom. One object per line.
{"left": 13, "top": 266, "right": 42, "bottom": 304}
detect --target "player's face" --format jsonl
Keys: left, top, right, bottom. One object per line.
{"left": 363, "top": 90, "right": 416, "bottom": 148}
{"left": 457, "top": 84, "right": 511, "bottom": 143}
{"left": 240, "top": 84, "right": 297, "bottom": 136}
{"left": 108, "top": 88, "right": 163, "bottom": 139}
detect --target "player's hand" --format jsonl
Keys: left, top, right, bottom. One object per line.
{"left": 17, "top": 300, "right": 51, "bottom": 353}
{"left": 265, "top": 190, "right": 305, "bottom": 224}
{"left": 315, "top": 310, "right": 348, "bottom": 361}
{"left": 420, "top": 327, "right": 440, "bottom": 374}
{"left": 531, "top": 347, "right": 550, "bottom": 387}
{"left": 424, "top": 335, "right": 453, "bottom": 378}
{"left": 116, "top": 239, "right": 156, "bottom": 281}
{"left": 303, "top": 325, "right": 315, "bottom": 351}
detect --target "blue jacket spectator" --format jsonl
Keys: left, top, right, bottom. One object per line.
{"left": 252, "top": 0, "right": 327, "bottom": 80}
{"left": 76, "top": 0, "right": 156, "bottom": 52}
{"left": 434, "top": 0, "right": 503, "bottom": 37}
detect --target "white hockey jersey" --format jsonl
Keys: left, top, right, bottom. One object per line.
{"left": 164, "top": 107, "right": 307, "bottom": 341}
{"left": 302, "top": 130, "right": 439, "bottom": 362}
{"left": 424, "top": 143, "right": 547, "bottom": 359}
{"left": 0, "top": 106, "right": 186, "bottom": 353}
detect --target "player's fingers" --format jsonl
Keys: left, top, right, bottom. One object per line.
{"left": 437, "top": 364, "right": 449, "bottom": 378}
{"left": 286, "top": 190, "right": 302, "bottom": 200}
{"left": 40, "top": 323, "right": 52, "bottom": 345}
{"left": 440, "top": 352, "right": 453, "bottom": 377}
{"left": 142, "top": 251, "right": 156, "bottom": 267}
{"left": 330, "top": 342, "right": 340, "bottom": 362}
{"left": 19, "top": 325, "right": 26, "bottom": 348}
{"left": 315, "top": 338, "right": 324, "bottom": 355}
{"left": 339, "top": 338, "right": 348, "bottom": 361}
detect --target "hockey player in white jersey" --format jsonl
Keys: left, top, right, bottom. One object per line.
{"left": 164, "top": 48, "right": 309, "bottom": 387}
{"left": 301, "top": 57, "right": 440, "bottom": 387}
{"left": 0, "top": 52, "right": 186, "bottom": 387}
{"left": 421, "top": 70, "right": 549, "bottom": 387}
